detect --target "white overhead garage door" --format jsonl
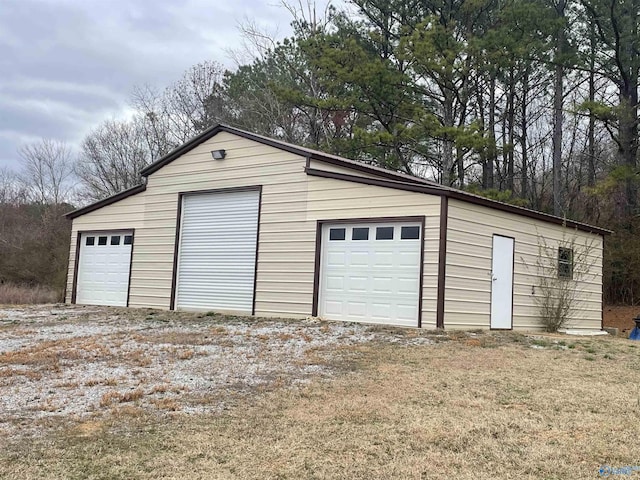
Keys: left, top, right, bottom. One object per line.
{"left": 175, "top": 189, "right": 260, "bottom": 312}
{"left": 319, "top": 222, "right": 422, "bottom": 327}
{"left": 76, "top": 231, "right": 133, "bottom": 307}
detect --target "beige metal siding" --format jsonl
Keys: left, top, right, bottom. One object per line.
{"left": 444, "top": 199, "right": 603, "bottom": 330}
{"left": 65, "top": 191, "right": 146, "bottom": 303}
{"left": 135, "top": 132, "right": 309, "bottom": 310}
{"left": 306, "top": 177, "right": 441, "bottom": 327}
{"left": 66, "top": 131, "right": 442, "bottom": 324}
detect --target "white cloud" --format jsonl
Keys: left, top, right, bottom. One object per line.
{"left": 0, "top": 0, "right": 297, "bottom": 170}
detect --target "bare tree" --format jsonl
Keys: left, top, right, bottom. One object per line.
{"left": 18, "top": 139, "right": 75, "bottom": 204}
{"left": 76, "top": 120, "right": 151, "bottom": 201}
{"left": 131, "top": 61, "right": 226, "bottom": 146}
{"left": 0, "top": 167, "right": 27, "bottom": 205}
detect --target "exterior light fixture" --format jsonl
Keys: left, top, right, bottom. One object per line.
{"left": 211, "top": 149, "right": 226, "bottom": 160}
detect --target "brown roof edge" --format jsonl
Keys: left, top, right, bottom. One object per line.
{"left": 98, "top": 123, "right": 610, "bottom": 236}
{"left": 305, "top": 167, "right": 612, "bottom": 236}
{"left": 140, "top": 124, "right": 224, "bottom": 177}
{"left": 65, "top": 183, "right": 147, "bottom": 219}
{"left": 138, "top": 123, "right": 434, "bottom": 187}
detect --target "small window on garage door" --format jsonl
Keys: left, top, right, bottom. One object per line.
{"left": 319, "top": 221, "right": 422, "bottom": 328}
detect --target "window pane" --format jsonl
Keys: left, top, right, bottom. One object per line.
{"left": 558, "top": 247, "right": 573, "bottom": 279}
{"left": 401, "top": 226, "right": 420, "bottom": 240}
{"left": 329, "top": 228, "right": 346, "bottom": 241}
{"left": 123, "top": 235, "right": 133, "bottom": 245}
{"left": 86, "top": 236, "right": 95, "bottom": 246}
{"left": 110, "top": 236, "right": 120, "bottom": 246}
{"left": 352, "top": 227, "right": 369, "bottom": 241}
{"left": 376, "top": 227, "right": 394, "bottom": 240}
{"left": 98, "top": 236, "right": 107, "bottom": 246}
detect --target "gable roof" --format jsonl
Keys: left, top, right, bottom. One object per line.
{"left": 139, "top": 124, "right": 439, "bottom": 186}
{"left": 68, "top": 124, "right": 611, "bottom": 235}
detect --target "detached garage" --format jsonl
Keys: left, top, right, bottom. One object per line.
{"left": 66, "top": 124, "right": 609, "bottom": 330}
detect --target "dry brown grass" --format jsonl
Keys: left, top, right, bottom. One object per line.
{"left": 99, "top": 389, "right": 144, "bottom": 407}
{"left": 122, "top": 349, "right": 152, "bottom": 367}
{"left": 149, "top": 384, "right": 170, "bottom": 395}
{"left": 83, "top": 377, "right": 118, "bottom": 387}
{"left": 2, "top": 334, "right": 639, "bottom": 479}
{"left": 150, "top": 398, "right": 180, "bottom": 411}
{"left": 0, "top": 337, "right": 111, "bottom": 371}
{"left": 0, "top": 283, "right": 60, "bottom": 305}
{"left": 176, "top": 349, "right": 194, "bottom": 360}
{"left": 132, "top": 330, "right": 221, "bottom": 346}
{"left": 0, "top": 367, "right": 42, "bottom": 380}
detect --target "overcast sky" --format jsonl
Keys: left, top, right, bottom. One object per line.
{"left": 0, "top": 0, "right": 297, "bottom": 171}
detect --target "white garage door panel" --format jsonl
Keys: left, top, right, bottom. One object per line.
{"left": 319, "top": 222, "right": 422, "bottom": 327}
{"left": 76, "top": 232, "right": 133, "bottom": 307}
{"left": 176, "top": 189, "right": 259, "bottom": 312}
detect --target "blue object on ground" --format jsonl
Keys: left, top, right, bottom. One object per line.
{"left": 630, "top": 316, "right": 640, "bottom": 340}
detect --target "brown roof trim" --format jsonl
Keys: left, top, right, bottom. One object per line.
{"left": 304, "top": 167, "right": 612, "bottom": 236}
{"left": 306, "top": 166, "right": 447, "bottom": 195}
{"left": 138, "top": 123, "right": 433, "bottom": 187}
{"left": 66, "top": 184, "right": 147, "bottom": 219}
{"left": 75, "top": 123, "right": 610, "bottom": 235}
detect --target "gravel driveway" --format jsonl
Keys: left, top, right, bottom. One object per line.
{"left": 0, "top": 305, "right": 432, "bottom": 440}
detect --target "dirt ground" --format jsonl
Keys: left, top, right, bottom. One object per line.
{"left": 2, "top": 305, "right": 640, "bottom": 479}
{"left": 603, "top": 305, "right": 640, "bottom": 334}
{"left": 0, "top": 304, "right": 435, "bottom": 440}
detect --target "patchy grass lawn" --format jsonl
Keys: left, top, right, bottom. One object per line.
{"left": 1, "top": 306, "right": 640, "bottom": 479}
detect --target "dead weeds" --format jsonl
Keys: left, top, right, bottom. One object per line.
{"left": 2, "top": 335, "right": 639, "bottom": 480}
{"left": 1, "top": 305, "right": 639, "bottom": 479}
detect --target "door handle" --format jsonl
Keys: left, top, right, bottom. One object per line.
{"left": 492, "top": 276, "right": 497, "bottom": 281}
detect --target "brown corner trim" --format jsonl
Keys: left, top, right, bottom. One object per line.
{"left": 311, "top": 216, "right": 426, "bottom": 327}
{"left": 169, "top": 194, "right": 184, "bottom": 311}
{"left": 169, "top": 185, "right": 263, "bottom": 311}
{"left": 66, "top": 184, "right": 146, "bottom": 219}
{"left": 418, "top": 216, "right": 426, "bottom": 328}
{"left": 126, "top": 230, "right": 135, "bottom": 307}
{"left": 252, "top": 186, "right": 263, "bottom": 316}
{"left": 311, "top": 220, "right": 322, "bottom": 317}
{"left": 70, "top": 231, "right": 82, "bottom": 304}
{"left": 436, "top": 197, "right": 448, "bottom": 329}
{"left": 601, "top": 236, "right": 605, "bottom": 331}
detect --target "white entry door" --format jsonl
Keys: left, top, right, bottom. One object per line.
{"left": 490, "top": 235, "right": 514, "bottom": 329}
{"left": 76, "top": 231, "right": 133, "bottom": 307}
{"left": 175, "top": 189, "right": 260, "bottom": 312}
{"left": 319, "top": 222, "right": 422, "bottom": 327}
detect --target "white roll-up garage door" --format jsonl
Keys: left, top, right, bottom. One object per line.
{"left": 175, "top": 189, "right": 260, "bottom": 312}
{"left": 319, "top": 222, "right": 422, "bottom": 327}
{"left": 76, "top": 231, "right": 133, "bottom": 307}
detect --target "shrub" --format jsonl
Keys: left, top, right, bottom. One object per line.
{"left": 0, "top": 283, "right": 61, "bottom": 304}
{"left": 529, "top": 228, "right": 598, "bottom": 332}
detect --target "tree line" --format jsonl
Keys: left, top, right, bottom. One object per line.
{"left": 2, "top": 0, "right": 639, "bottom": 304}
